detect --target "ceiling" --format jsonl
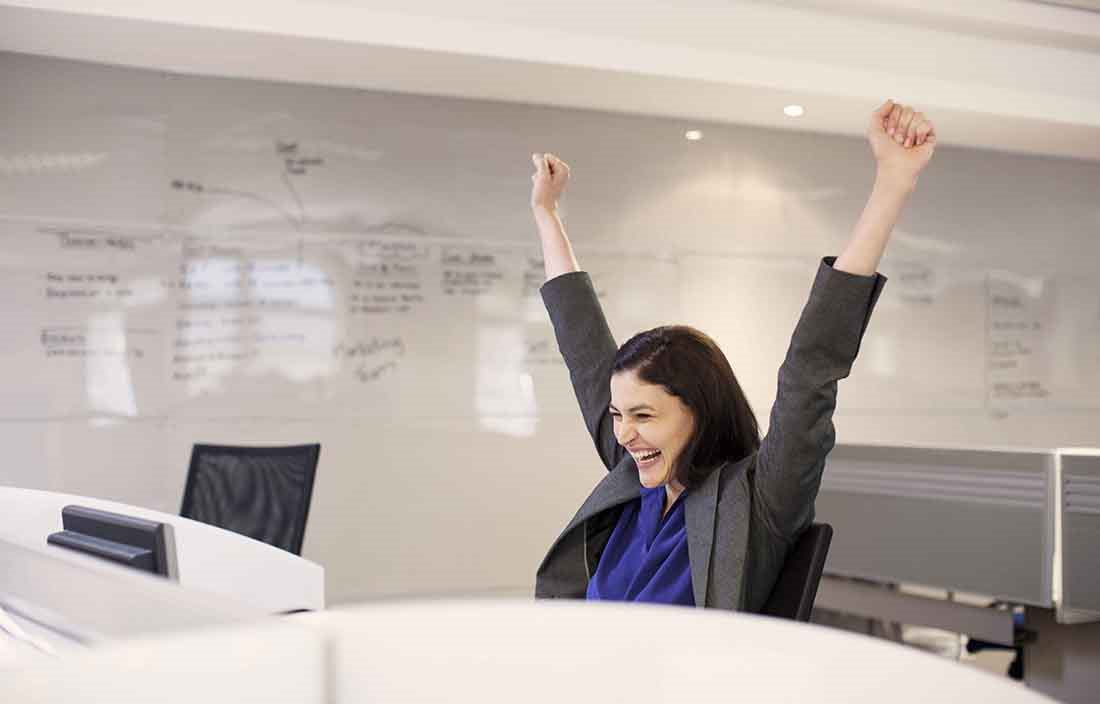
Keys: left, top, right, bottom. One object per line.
{"left": 2, "top": 0, "right": 1099, "bottom": 161}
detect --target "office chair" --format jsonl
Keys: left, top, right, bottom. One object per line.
{"left": 760, "top": 522, "right": 833, "bottom": 622}
{"left": 180, "top": 443, "right": 320, "bottom": 555}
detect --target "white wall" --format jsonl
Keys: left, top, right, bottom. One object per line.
{"left": 1, "top": 52, "right": 1098, "bottom": 604}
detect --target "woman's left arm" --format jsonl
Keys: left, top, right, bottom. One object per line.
{"left": 754, "top": 100, "right": 935, "bottom": 542}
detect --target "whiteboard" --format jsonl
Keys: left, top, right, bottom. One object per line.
{"left": 0, "top": 218, "right": 681, "bottom": 422}
{"left": 2, "top": 52, "right": 1100, "bottom": 604}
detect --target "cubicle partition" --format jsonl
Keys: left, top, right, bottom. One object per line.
{"left": 816, "top": 444, "right": 1056, "bottom": 607}
{"left": 816, "top": 444, "right": 1100, "bottom": 623}
{"left": 813, "top": 444, "right": 1100, "bottom": 703}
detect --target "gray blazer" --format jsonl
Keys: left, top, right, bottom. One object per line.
{"left": 535, "top": 257, "right": 885, "bottom": 612}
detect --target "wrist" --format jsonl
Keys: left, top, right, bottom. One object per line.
{"left": 532, "top": 203, "right": 560, "bottom": 220}
{"left": 874, "top": 168, "right": 918, "bottom": 195}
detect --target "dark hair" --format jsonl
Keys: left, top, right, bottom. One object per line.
{"left": 613, "top": 325, "right": 760, "bottom": 490}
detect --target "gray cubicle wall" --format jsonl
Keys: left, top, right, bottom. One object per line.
{"left": 816, "top": 445, "right": 1056, "bottom": 606}
{"left": 1060, "top": 451, "right": 1100, "bottom": 617}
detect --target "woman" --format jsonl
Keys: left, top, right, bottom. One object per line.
{"left": 531, "top": 100, "right": 935, "bottom": 611}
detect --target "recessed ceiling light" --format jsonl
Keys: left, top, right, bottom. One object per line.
{"left": 684, "top": 129, "right": 703, "bottom": 141}
{"left": 783, "top": 105, "right": 805, "bottom": 118}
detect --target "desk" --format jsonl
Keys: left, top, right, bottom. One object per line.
{"left": 1, "top": 617, "right": 325, "bottom": 704}
{"left": 0, "top": 538, "right": 262, "bottom": 650}
{"left": 301, "top": 599, "right": 1055, "bottom": 703}
{"left": 0, "top": 486, "right": 324, "bottom": 612}
{"left": 4, "top": 599, "right": 1056, "bottom": 703}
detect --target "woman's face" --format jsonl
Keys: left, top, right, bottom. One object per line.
{"left": 609, "top": 368, "right": 696, "bottom": 489}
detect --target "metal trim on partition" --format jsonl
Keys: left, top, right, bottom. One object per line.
{"left": 1056, "top": 450, "right": 1100, "bottom": 622}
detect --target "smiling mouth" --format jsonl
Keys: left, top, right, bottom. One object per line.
{"left": 633, "top": 449, "right": 662, "bottom": 466}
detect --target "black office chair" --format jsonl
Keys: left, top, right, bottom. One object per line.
{"left": 180, "top": 443, "right": 320, "bottom": 555}
{"left": 760, "top": 523, "right": 833, "bottom": 622}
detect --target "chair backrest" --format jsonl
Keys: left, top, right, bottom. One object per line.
{"left": 760, "top": 523, "right": 833, "bottom": 622}
{"left": 180, "top": 443, "right": 320, "bottom": 555}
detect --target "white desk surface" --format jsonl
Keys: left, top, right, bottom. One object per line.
{"left": 300, "top": 599, "right": 1057, "bottom": 703}
{"left": 0, "top": 537, "right": 265, "bottom": 650}
{"left": 0, "top": 486, "right": 324, "bottom": 612}
{"left": 1, "top": 620, "right": 325, "bottom": 704}
{"left": 2, "top": 597, "right": 1055, "bottom": 702}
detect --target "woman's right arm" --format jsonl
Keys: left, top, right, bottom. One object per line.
{"left": 532, "top": 153, "right": 624, "bottom": 471}
{"left": 531, "top": 153, "right": 580, "bottom": 279}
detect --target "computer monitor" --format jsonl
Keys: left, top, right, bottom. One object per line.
{"left": 47, "top": 505, "right": 174, "bottom": 578}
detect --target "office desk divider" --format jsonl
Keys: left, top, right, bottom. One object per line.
{"left": 815, "top": 443, "right": 1100, "bottom": 629}
{"left": 816, "top": 444, "right": 1056, "bottom": 607}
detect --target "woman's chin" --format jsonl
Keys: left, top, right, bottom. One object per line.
{"left": 638, "top": 468, "right": 665, "bottom": 489}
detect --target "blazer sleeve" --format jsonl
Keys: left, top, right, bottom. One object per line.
{"left": 754, "top": 256, "right": 886, "bottom": 541}
{"left": 540, "top": 271, "right": 623, "bottom": 472}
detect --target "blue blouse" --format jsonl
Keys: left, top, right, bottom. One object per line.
{"left": 585, "top": 486, "right": 694, "bottom": 606}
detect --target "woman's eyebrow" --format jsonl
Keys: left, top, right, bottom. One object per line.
{"left": 609, "top": 403, "right": 656, "bottom": 413}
